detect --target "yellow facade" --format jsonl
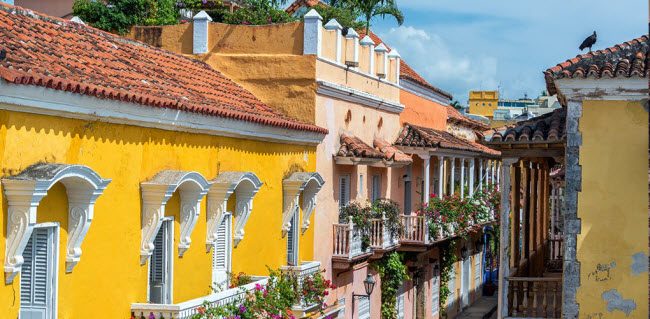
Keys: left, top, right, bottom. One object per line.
{"left": 468, "top": 91, "right": 498, "bottom": 118}
{"left": 0, "top": 107, "right": 317, "bottom": 318}
{"left": 577, "top": 100, "right": 648, "bottom": 317}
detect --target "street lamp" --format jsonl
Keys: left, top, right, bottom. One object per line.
{"left": 352, "top": 274, "right": 376, "bottom": 317}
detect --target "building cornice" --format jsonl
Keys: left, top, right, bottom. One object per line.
{"left": 0, "top": 81, "right": 325, "bottom": 146}
{"left": 316, "top": 57, "right": 401, "bottom": 89}
{"left": 399, "top": 78, "right": 452, "bottom": 106}
{"left": 315, "top": 79, "right": 404, "bottom": 114}
{"left": 554, "top": 77, "right": 649, "bottom": 104}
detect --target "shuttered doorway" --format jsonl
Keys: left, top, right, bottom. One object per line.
{"left": 20, "top": 226, "right": 57, "bottom": 319}
{"left": 149, "top": 219, "right": 173, "bottom": 304}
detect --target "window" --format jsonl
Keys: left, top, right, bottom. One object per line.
{"left": 432, "top": 263, "right": 440, "bottom": 315}
{"left": 339, "top": 174, "right": 350, "bottom": 209}
{"left": 359, "top": 173, "right": 364, "bottom": 199}
{"left": 404, "top": 177, "right": 412, "bottom": 215}
{"left": 150, "top": 218, "right": 173, "bottom": 304}
{"left": 488, "top": 103, "right": 492, "bottom": 106}
{"left": 286, "top": 208, "right": 299, "bottom": 265}
{"left": 396, "top": 283, "right": 405, "bottom": 319}
{"left": 358, "top": 295, "right": 371, "bottom": 319}
{"left": 213, "top": 213, "right": 232, "bottom": 290}
{"left": 371, "top": 174, "right": 381, "bottom": 203}
{"left": 20, "top": 225, "right": 57, "bottom": 319}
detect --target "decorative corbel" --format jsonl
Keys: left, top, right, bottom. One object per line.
{"left": 206, "top": 184, "right": 234, "bottom": 252}
{"left": 282, "top": 181, "right": 304, "bottom": 237}
{"left": 233, "top": 188, "right": 257, "bottom": 247}
{"left": 3, "top": 180, "right": 44, "bottom": 284}
{"left": 301, "top": 182, "right": 322, "bottom": 234}
{"left": 282, "top": 172, "right": 325, "bottom": 236}
{"left": 65, "top": 187, "right": 106, "bottom": 272}
{"left": 178, "top": 188, "right": 208, "bottom": 257}
{"left": 140, "top": 184, "right": 174, "bottom": 265}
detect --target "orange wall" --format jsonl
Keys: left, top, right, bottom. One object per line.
{"left": 399, "top": 89, "right": 447, "bottom": 130}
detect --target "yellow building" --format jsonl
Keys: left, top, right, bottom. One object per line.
{"left": 483, "top": 35, "right": 649, "bottom": 318}
{"left": 0, "top": 5, "right": 328, "bottom": 319}
{"left": 468, "top": 91, "right": 499, "bottom": 118}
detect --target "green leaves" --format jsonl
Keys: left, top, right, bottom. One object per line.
{"left": 371, "top": 252, "right": 409, "bottom": 319}
{"left": 73, "top": 0, "right": 180, "bottom": 35}
{"left": 438, "top": 240, "right": 457, "bottom": 318}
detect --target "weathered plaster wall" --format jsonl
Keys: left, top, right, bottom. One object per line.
{"left": 399, "top": 89, "right": 447, "bottom": 130}
{"left": 576, "top": 100, "right": 648, "bottom": 318}
{"left": 316, "top": 60, "right": 400, "bottom": 102}
{"left": 0, "top": 108, "right": 316, "bottom": 318}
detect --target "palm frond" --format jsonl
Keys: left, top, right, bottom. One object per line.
{"left": 372, "top": 3, "right": 404, "bottom": 26}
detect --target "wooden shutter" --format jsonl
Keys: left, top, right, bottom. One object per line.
{"left": 20, "top": 227, "right": 54, "bottom": 319}
{"left": 339, "top": 175, "right": 350, "bottom": 209}
{"left": 213, "top": 214, "right": 231, "bottom": 289}
{"left": 474, "top": 252, "right": 481, "bottom": 291}
{"left": 396, "top": 283, "right": 405, "bottom": 319}
{"left": 372, "top": 175, "right": 381, "bottom": 203}
{"left": 448, "top": 266, "right": 455, "bottom": 309}
{"left": 286, "top": 210, "right": 298, "bottom": 265}
{"left": 432, "top": 263, "right": 440, "bottom": 315}
{"left": 150, "top": 227, "right": 165, "bottom": 283}
{"left": 358, "top": 295, "right": 370, "bottom": 319}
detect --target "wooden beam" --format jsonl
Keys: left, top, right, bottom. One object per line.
{"left": 521, "top": 160, "right": 530, "bottom": 276}
{"left": 511, "top": 164, "right": 521, "bottom": 269}
{"left": 499, "top": 148, "right": 564, "bottom": 158}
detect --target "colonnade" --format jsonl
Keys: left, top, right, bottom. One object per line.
{"left": 420, "top": 154, "right": 502, "bottom": 203}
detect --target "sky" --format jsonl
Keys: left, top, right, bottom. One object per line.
{"left": 370, "top": 0, "right": 648, "bottom": 104}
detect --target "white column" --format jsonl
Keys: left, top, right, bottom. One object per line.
{"left": 469, "top": 158, "right": 475, "bottom": 197}
{"left": 438, "top": 156, "right": 444, "bottom": 198}
{"left": 360, "top": 36, "right": 375, "bottom": 74}
{"left": 345, "top": 29, "right": 359, "bottom": 69}
{"left": 450, "top": 157, "right": 455, "bottom": 196}
{"left": 323, "top": 19, "right": 343, "bottom": 63}
{"left": 303, "top": 9, "right": 323, "bottom": 56}
{"left": 478, "top": 158, "right": 483, "bottom": 190}
{"left": 497, "top": 161, "right": 501, "bottom": 190}
{"left": 424, "top": 157, "right": 431, "bottom": 204}
{"left": 460, "top": 158, "right": 466, "bottom": 199}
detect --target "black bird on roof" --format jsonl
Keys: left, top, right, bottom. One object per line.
{"left": 579, "top": 31, "right": 597, "bottom": 52}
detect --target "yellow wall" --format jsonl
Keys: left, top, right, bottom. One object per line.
{"left": 468, "top": 91, "right": 498, "bottom": 118}
{"left": 577, "top": 99, "right": 648, "bottom": 318}
{"left": 0, "top": 108, "right": 316, "bottom": 318}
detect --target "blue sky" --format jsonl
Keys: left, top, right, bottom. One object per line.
{"left": 370, "top": 0, "right": 648, "bottom": 104}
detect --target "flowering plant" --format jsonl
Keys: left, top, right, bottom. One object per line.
{"left": 300, "top": 269, "right": 336, "bottom": 310}
{"left": 229, "top": 271, "right": 253, "bottom": 288}
{"left": 339, "top": 202, "right": 373, "bottom": 250}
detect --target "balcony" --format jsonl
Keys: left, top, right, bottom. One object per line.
{"left": 280, "top": 261, "right": 322, "bottom": 318}
{"left": 332, "top": 214, "right": 399, "bottom": 269}
{"left": 131, "top": 277, "right": 268, "bottom": 319}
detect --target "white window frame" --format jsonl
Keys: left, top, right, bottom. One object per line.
{"left": 147, "top": 217, "right": 174, "bottom": 304}
{"left": 339, "top": 174, "right": 350, "bottom": 209}
{"left": 20, "top": 222, "right": 60, "bottom": 319}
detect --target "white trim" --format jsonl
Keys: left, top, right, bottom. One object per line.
{"left": 554, "top": 77, "right": 649, "bottom": 102}
{"left": 316, "top": 57, "right": 401, "bottom": 89}
{"left": 3, "top": 164, "right": 110, "bottom": 283}
{"left": 281, "top": 172, "right": 325, "bottom": 236}
{"left": 316, "top": 80, "right": 404, "bottom": 113}
{"left": 0, "top": 80, "right": 325, "bottom": 146}
{"left": 400, "top": 78, "right": 452, "bottom": 106}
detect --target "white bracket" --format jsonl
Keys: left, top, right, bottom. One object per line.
{"left": 282, "top": 172, "right": 324, "bottom": 237}
{"left": 2, "top": 163, "right": 110, "bottom": 283}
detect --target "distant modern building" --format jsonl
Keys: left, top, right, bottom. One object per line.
{"left": 468, "top": 90, "right": 560, "bottom": 127}
{"left": 468, "top": 90, "right": 499, "bottom": 118}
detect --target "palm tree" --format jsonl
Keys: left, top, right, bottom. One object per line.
{"left": 352, "top": 0, "right": 404, "bottom": 33}
{"left": 450, "top": 100, "right": 463, "bottom": 110}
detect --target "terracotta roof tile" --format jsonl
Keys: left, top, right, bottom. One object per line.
{"left": 394, "top": 123, "right": 499, "bottom": 156}
{"left": 373, "top": 139, "right": 412, "bottom": 163}
{"left": 446, "top": 105, "right": 490, "bottom": 131}
{"left": 285, "top": 0, "right": 327, "bottom": 14}
{"left": 0, "top": 4, "right": 327, "bottom": 135}
{"left": 337, "top": 133, "right": 384, "bottom": 159}
{"left": 544, "top": 35, "right": 649, "bottom": 96}
{"left": 357, "top": 30, "right": 453, "bottom": 100}
{"left": 483, "top": 108, "right": 566, "bottom": 144}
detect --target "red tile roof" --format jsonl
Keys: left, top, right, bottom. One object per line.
{"left": 544, "top": 35, "right": 649, "bottom": 96}
{"left": 482, "top": 108, "right": 566, "bottom": 144}
{"left": 285, "top": 0, "right": 327, "bottom": 15}
{"left": 357, "top": 30, "right": 453, "bottom": 100}
{"left": 0, "top": 4, "right": 327, "bottom": 135}
{"left": 395, "top": 123, "right": 499, "bottom": 156}
{"left": 446, "top": 105, "right": 490, "bottom": 131}
{"left": 337, "top": 133, "right": 385, "bottom": 159}
{"left": 373, "top": 139, "right": 412, "bottom": 164}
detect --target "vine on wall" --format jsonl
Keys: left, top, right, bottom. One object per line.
{"left": 371, "top": 252, "right": 410, "bottom": 319}
{"left": 438, "top": 240, "right": 457, "bottom": 318}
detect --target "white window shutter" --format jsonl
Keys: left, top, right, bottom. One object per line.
{"left": 432, "top": 264, "right": 440, "bottom": 315}
{"left": 396, "top": 283, "right": 405, "bottom": 319}
{"left": 358, "top": 295, "right": 370, "bottom": 319}
{"left": 286, "top": 210, "right": 298, "bottom": 265}
{"left": 474, "top": 253, "right": 481, "bottom": 291}
{"left": 339, "top": 175, "right": 350, "bottom": 208}
{"left": 213, "top": 214, "right": 231, "bottom": 289}
{"left": 448, "top": 267, "right": 456, "bottom": 309}
{"left": 372, "top": 175, "right": 381, "bottom": 203}
{"left": 20, "top": 227, "right": 54, "bottom": 319}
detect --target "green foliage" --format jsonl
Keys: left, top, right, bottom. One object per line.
{"left": 438, "top": 240, "right": 457, "bottom": 318}
{"left": 204, "top": 0, "right": 297, "bottom": 24}
{"left": 340, "top": 199, "right": 402, "bottom": 251}
{"left": 371, "top": 252, "right": 409, "bottom": 319}
{"left": 351, "top": 0, "right": 403, "bottom": 33}
{"left": 450, "top": 100, "right": 463, "bottom": 110}
{"left": 304, "top": 5, "right": 365, "bottom": 30}
{"left": 73, "top": 0, "right": 179, "bottom": 35}
{"left": 191, "top": 267, "right": 333, "bottom": 318}
{"left": 228, "top": 271, "right": 253, "bottom": 288}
